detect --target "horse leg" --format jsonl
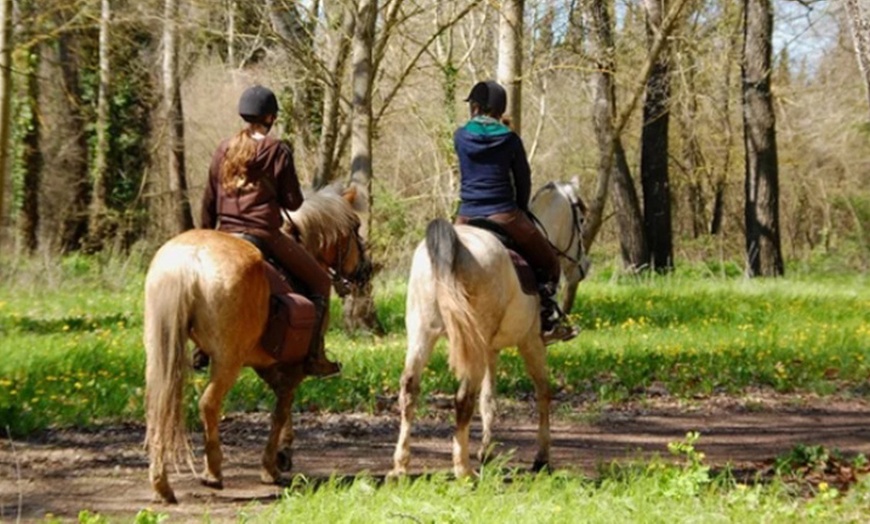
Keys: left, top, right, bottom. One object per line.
{"left": 199, "top": 360, "right": 242, "bottom": 489}
{"left": 275, "top": 371, "right": 304, "bottom": 473}
{"left": 390, "top": 326, "right": 438, "bottom": 477}
{"left": 453, "top": 376, "right": 480, "bottom": 478}
{"left": 560, "top": 275, "right": 580, "bottom": 315}
{"left": 477, "top": 357, "right": 497, "bottom": 464}
{"left": 255, "top": 365, "right": 304, "bottom": 484}
{"left": 518, "top": 336, "right": 551, "bottom": 472}
{"left": 276, "top": 398, "right": 297, "bottom": 472}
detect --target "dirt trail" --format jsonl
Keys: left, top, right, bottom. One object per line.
{"left": 2, "top": 394, "right": 869, "bottom": 522}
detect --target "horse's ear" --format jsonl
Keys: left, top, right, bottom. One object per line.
{"left": 342, "top": 182, "right": 369, "bottom": 213}
{"left": 342, "top": 185, "right": 357, "bottom": 204}
{"left": 570, "top": 175, "right": 581, "bottom": 191}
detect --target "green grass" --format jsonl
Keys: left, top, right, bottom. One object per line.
{"left": 3, "top": 257, "right": 870, "bottom": 522}
{"left": 244, "top": 470, "right": 870, "bottom": 524}
{"left": 1, "top": 258, "right": 869, "bottom": 437}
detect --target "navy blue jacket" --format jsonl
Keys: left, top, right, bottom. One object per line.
{"left": 454, "top": 116, "right": 531, "bottom": 217}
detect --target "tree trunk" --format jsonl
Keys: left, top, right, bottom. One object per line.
{"left": 581, "top": 0, "right": 614, "bottom": 249}
{"left": 19, "top": 43, "right": 41, "bottom": 254}
{"left": 585, "top": 0, "right": 647, "bottom": 268}
{"left": 162, "top": 0, "right": 194, "bottom": 235}
{"left": 226, "top": 0, "right": 236, "bottom": 66}
{"left": 640, "top": 0, "right": 673, "bottom": 272}
{"left": 313, "top": 4, "right": 354, "bottom": 188}
{"left": 711, "top": 0, "right": 743, "bottom": 236}
{"left": 57, "top": 32, "right": 91, "bottom": 253}
{"left": 497, "top": 0, "right": 523, "bottom": 134}
{"left": 0, "top": 0, "right": 12, "bottom": 245}
{"left": 844, "top": 0, "right": 870, "bottom": 121}
{"left": 350, "top": 0, "right": 375, "bottom": 219}
{"left": 742, "top": 0, "right": 783, "bottom": 276}
{"left": 345, "top": 0, "right": 382, "bottom": 334}
{"left": 85, "top": 0, "right": 111, "bottom": 252}
{"left": 612, "top": 140, "right": 647, "bottom": 268}
{"left": 676, "top": 37, "right": 708, "bottom": 239}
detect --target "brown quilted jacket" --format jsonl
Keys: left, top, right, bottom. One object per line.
{"left": 200, "top": 135, "right": 303, "bottom": 235}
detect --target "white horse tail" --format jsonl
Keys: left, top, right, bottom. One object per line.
{"left": 426, "top": 218, "right": 486, "bottom": 383}
{"left": 143, "top": 247, "right": 197, "bottom": 492}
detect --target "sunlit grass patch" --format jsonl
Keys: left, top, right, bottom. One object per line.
{"left": 1, "top": 264, "right": 868, "bottom": 436}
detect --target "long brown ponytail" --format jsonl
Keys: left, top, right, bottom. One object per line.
{"left": 220, "top": 129, "right": 258, "bottom": 192}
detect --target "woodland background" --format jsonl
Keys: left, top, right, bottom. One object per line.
{"left": 0, "top": 0, "right": 867, "bottom": 279}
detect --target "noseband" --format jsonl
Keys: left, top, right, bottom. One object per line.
{"left": 327, "top": 227, "right": 370, "bottom": 297}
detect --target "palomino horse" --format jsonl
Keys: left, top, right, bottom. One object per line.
{"left": 391, "top": 185, "right": 589, "bottom": 478}
{"left": 144, "top": 184, "right": 371, "bottom": 503}
{"left": 529, "top": 177, "right": 590, "bottom": 314}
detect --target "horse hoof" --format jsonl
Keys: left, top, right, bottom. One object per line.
{"left": 152, "top": 481, "right": 177, "bottom": 504}
{"left": 154, "top": 491, "right": 178, "bottom": 504}
{"left": 260, "top": 469, "right": 280, "bottom": 484}
{"left": 155, "top": 488, "right": 178, "bottom": 504}
{"left": 277, "top": 449, "right": 293, "bottom": 472}
{"left": 531, "top": 459, "right": 551, "bottom": 473}
{"left": 201, "top": 477, "right": 224, "bottom": 490}
{"left": 453, "top": 465, "right": 477, "bottom": 479}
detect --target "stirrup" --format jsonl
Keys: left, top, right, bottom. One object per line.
{"left": 542, "top": 324, "right": 579, "bottom": 346}
{"left": 304, "top": 357, "right": 342, "bottom": 378}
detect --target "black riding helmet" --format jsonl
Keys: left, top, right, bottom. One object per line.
{"left": 238, "top": 85, "right": 278, "bottom": 123}
{"left": 465, "top": 80, "right": 507, "bottom": 117}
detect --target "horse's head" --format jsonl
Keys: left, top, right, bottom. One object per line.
{"left": 530, "top": 177, "right": 591, "bottom": 282}
{"left": 287, "top": 183, "right": 374, "bottom": 297}
{"left": 322, "top": 212, "right": 374, "bottom": 297}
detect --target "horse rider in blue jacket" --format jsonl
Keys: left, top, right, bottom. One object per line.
{"left": 454, "top": 80, "right": 578, "bottom": 345}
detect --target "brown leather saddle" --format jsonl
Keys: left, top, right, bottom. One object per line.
{"left": 465, "top": 218, "right": 538, "bottom": 296}
{"left": 234, "top": 233, "right": 316, "bottom": 364}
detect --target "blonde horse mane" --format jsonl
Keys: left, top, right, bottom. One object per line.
{"left": 287, "top": 185, "right": 361, "bottom": 254}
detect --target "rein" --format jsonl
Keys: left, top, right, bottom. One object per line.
{"left": 281, "top": 207, "right": 370, "bottom": 297}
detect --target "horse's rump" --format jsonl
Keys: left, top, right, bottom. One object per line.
{"left": 460, "top": 217, "right": 538, "bottom": 296}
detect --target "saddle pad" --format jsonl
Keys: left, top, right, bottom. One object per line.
{"left": 260, "top": 262, "right": 316, "bottom": 364}
{"left": 465, "top": 218, "right": 537, "bottom": 296}
{"left": 508, "top": 249, "right": 538, "bottom": 296}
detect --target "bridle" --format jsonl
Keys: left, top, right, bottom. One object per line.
{"left": 281, "top": 207, "right": 372, "bottom": 297}
{"left": 530, "top": 181, "right": 589, "bottom": 280}
{"left": 326, "top": 225, "right": 371, "bottom": 297}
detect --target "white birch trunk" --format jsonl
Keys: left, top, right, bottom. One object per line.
{"left": 345, "top": 0, "right": 381, "bottom": 334}
{"left": 88, "top": 0, "right": 111, "bottom": 245}
{"left": 162, "top": 0, "right": 193, "bottom": 233}
{"left": 497, "top": 0, "right": 523, "bottom": 134}
{"left": 0, "top": 0, "right": 12, "bottom": 242}
{"left": 845, "top": 0, "right": 870, "bottom": 121}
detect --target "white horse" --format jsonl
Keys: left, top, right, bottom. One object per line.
{"left": 530, "top": 178, "right": 590, "bottom": 314}
{"left": 391, "top": 182, "right": 588, "bottom": 478}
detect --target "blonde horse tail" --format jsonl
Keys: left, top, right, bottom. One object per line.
{"left": 143, "top": 256, "right": 197, "bottom": 501}
{"left": 426, "top": 218, "right": 486, "bottom": 384}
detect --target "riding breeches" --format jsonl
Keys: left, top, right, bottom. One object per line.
{"left": 251, "top": 229, "right": 332, "bottom": 299}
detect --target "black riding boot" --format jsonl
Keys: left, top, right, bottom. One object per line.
{"left": 538, "top": 283, "right": 578, "bottom": 345}
{"left": 303, "top": 296, "right": 342, "bottom": 378}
